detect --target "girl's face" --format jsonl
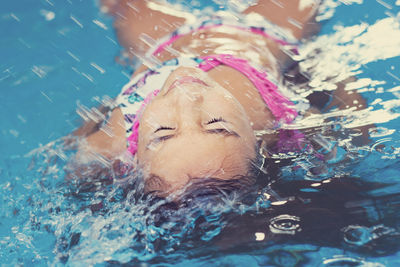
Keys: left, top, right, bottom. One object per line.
{"left": 137, "top": 66, "right": 257, "bottom": 194}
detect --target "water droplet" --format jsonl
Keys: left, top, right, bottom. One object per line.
{"left": 255, "top": 232, "right": 265, "bottom": 241}
{"left": 40, "top": 9, "right": 55, "bottom": 21}
{"left": 269, "top": 214, "right": 301, "bottom": 235}
{"left": 92, "top": 19, "right": 108, "bottom": 30}
{"left": 70, "top": 14, "right": 83, "bottom": 28}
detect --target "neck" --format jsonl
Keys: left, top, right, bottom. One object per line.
{"left": 207, "top": 65, "right": 275, "bottom": 131}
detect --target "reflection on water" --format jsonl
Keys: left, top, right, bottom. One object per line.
{"left": 1, "top": 0, "right": 400, "bottom": 266}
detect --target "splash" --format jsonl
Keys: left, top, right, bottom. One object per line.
{"left": 316, "top": 0, "right": 363, "bottom": 21}
{"left": 292, "top": 12, "right": 400, "bottom": 132}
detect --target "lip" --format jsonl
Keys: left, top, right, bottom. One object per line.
{"left": 165, "top": 76, "right": 209, "bottom": 95}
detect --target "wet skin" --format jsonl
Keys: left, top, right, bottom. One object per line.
{"left": 137, "top": 67, "right": 257, "bottom": 193}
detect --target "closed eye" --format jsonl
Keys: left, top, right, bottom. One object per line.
{"left": 147, "top": 118, "right": 238, "bottom": 149}
{"left": 205, "top": 117, "right": 239, "bottom": 137}
{"left": 154, "top": 126, "right": 175, "bottom": 133}
{"left": 206, "top": 117, "right": 227, "bottom": 125}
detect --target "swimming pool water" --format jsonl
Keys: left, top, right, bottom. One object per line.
{"left": 1, "top": 0, "right": 400, "bottom": 266}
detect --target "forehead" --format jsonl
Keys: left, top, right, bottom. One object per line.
{"left": 152, "top": 132, "right": 248, "bottom": 160}
{"left": 140, "top": 133, "right": 255, "bottom": 189}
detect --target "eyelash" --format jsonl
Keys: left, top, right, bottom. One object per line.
{"left": 207, "top": 117, "right": 224, "bottom": 124}
{"left": 155, "top": 117, "right": 225, "bottom": 132}
{"left": 154, "top": 126, "right": 174, "bottom": 133}
{"left": 150, "top": 116, "right": 232, "bottom": 147}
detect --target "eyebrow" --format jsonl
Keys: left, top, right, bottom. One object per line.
{"left": 204, "top": 128, "right": 240, "bottom": 137}
{"left": 146, "top": 128, "right": 240, "bottom": 149}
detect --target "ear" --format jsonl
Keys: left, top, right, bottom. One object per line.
{"left": 111, "top": 151, "right": 139, "bottom": 180}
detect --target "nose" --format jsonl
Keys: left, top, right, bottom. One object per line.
{"left": 170, "top": 85, "right": 205, "bottom": 129}
{"left": 178, "top": 87, "right": 204, "bottom": 105}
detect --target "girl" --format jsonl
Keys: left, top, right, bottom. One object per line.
{"left": 74, "top": 0, "right": 365, "bottom": 195}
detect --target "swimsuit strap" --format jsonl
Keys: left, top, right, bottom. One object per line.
{"left": 198, "top": 54, "right": 297, "bottom": 124}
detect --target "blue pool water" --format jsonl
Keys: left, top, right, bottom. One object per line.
{"left": 1, "top": 0, "right": 400, "bottom": 265}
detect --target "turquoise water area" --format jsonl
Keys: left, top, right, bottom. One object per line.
{"left": 1, "top": 0, "right": 400, "bottom": 266}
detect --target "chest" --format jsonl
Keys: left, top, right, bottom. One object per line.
{"left": 152, "top": 25, "right": 281, "bottom": 77}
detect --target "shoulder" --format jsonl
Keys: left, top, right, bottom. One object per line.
{"left": 83, "top": 108, "right": 126, "bottom": 159}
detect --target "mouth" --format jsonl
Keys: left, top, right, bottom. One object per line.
{"left": 165, "top": 76, "right": 209, "bottom": 95}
